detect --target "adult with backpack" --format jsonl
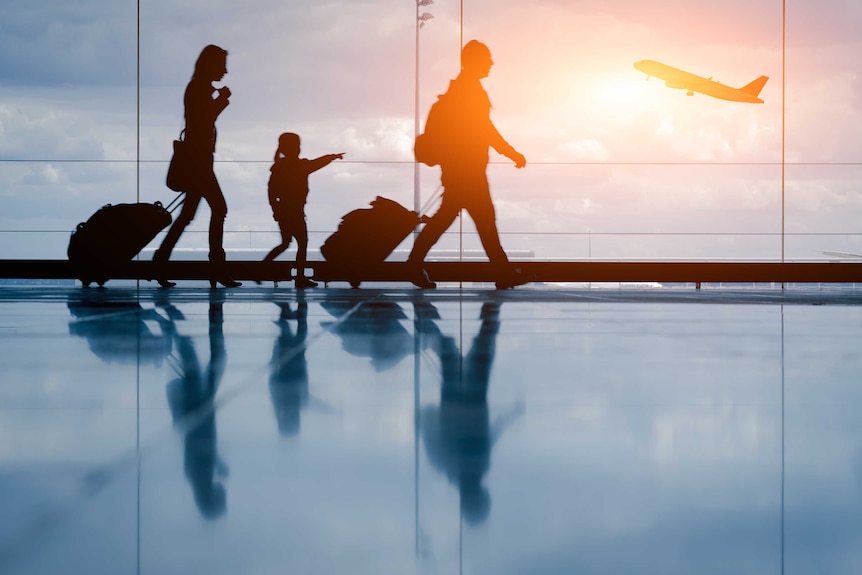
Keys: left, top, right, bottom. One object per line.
{"left": 409, "top": 40, "right": 527, "bottom": 290}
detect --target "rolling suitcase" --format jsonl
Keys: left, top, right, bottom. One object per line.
{"left": 320, "top": 196, "right": 421, "bottom": 287}
{"left": 68, "top": 195, "right": 183, "bottom": 287}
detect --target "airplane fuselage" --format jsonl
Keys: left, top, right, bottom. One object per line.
{"left": 634, "top": 60, "right": 767, "bottom": 104}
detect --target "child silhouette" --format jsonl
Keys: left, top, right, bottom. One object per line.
{"left": 262, "top": 132, "right": 344, "bottom": 288}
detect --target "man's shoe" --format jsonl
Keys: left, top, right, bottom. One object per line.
{"left": 495, "top": 267, "right": 531, "bottom": 290}
{"left": 210, "top": 278, "right": 242, "bottom": 288}
{"left": 409, "top": 266, "right": 436, "bottom": 289}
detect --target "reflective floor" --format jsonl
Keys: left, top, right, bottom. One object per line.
{"left": 1, "top": 285, "right": 861, "bottom": 575}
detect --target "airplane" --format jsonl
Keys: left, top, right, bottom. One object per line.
{"left": 634, "top": 59, "right": 768, "bottom": 103}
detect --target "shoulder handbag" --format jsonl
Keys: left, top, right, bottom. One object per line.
{"left": 166, "top": 130, "right": 190, "bottom": 192}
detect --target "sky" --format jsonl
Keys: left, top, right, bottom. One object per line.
{"left": 1, "top": 0, "right": 861, "bottom": 260}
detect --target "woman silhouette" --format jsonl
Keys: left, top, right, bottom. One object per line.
{"left": 154, "top": 44, "right": 241, "bottom": 288}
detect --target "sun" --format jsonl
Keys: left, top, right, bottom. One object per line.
{"left": 595, "top": 73, "right": 649, "bottom": 106}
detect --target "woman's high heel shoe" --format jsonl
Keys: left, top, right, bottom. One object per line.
{"left": 152, "top": 253, "right": 175, "bottom": 288}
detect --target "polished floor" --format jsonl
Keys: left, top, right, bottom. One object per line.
{"left": 0, "top": 284, "right": 861, "bottom": 575}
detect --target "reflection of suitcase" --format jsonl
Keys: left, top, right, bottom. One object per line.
{"left": 68, "top": 196, "right": 181, "bottom": 287}
{"left": 320, "top": 196, "right": 420, "bottom": 287}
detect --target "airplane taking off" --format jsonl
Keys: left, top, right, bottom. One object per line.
{"left": 634, "top": 60, "right": 768, "bottom": 103}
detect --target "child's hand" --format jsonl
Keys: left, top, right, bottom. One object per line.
{"left": 334, "top": 153, "right": 345, "bottom": 160}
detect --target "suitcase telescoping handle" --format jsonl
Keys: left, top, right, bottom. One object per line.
{"left": 419, "top": 185, "right": 443, "bottom": 218}
{"left": 164, "top": 192, "right": 185, "bottom": 214}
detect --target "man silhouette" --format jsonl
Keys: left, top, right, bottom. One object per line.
{"left": 409, "top": 40, "right": 527, "bottom": 290}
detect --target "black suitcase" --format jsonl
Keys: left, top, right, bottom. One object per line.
{"left": 68, "top": 200, "right": 176, "bottom": 287}
{"left": 320, "top": 196, "right": 420, "bottom": 286}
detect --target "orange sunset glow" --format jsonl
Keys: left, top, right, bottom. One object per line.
{"left": 0, "top": 0, "right": 860, "bottom": 263}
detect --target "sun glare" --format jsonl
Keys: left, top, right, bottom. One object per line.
{"left": 596, "top": 73, "right": 648, "bottom": 107}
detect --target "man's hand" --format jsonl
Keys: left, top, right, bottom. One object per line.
{"left": 510, "top": 150, "right": 526, "bottom": 169}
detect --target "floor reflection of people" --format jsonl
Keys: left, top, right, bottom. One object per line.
{"left": 67, "top": 292, "right": 174, "bottom": 367}
{"left": 269, "top": 294, "right": 309, "bottom": 436}
{"left": 417, "top": 298, "right": 522, "bottom": 525}
{"left": 321, "top": 298, "right": 412, "bottom": 372}
{"left": 165, "top": 291, "right": 229, "bottom": 519}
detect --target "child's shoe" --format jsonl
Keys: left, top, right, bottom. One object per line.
{"left": 295, "top": 276, "right": 318, "bottom": 288}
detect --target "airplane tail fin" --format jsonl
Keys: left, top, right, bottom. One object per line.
{"left": 741, "top": 75, "right": 769, "bottom": 97}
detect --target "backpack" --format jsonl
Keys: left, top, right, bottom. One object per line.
{"left": 414, "top": 92, "right": 455, "bottom": 167}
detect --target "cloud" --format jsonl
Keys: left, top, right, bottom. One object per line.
{"left": 1, "top": 0, "right": 861, "bottom": 260}
{"left": 0, "top": 0, "right": 137, "bottom": 87}
{"left": 0, "top": 96, "right": 111, "bottom": 160}
{"left": 557, "top": 139, "right": 610, "bottom": 162}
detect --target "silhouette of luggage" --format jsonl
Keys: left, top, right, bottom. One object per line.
{"left": 68, "top": 298, "right": 173, "bottom": 365}
{"left": 68, "top": 199, "right": 179, "bottom": 287}
{"left": 320, "top": 196, "right": 420, "bottom": 288}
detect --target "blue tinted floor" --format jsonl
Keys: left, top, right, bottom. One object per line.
{"left": 0, "top": 285, "right": 861, "bottom": 575}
